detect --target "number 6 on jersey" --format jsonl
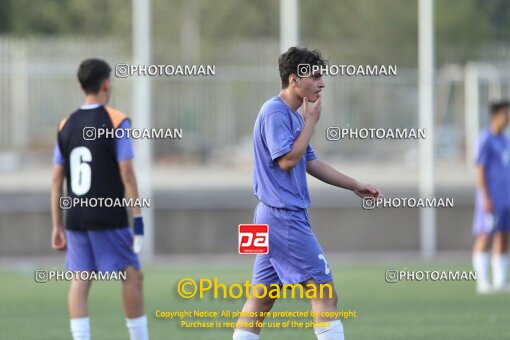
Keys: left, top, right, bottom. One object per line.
{"left": 70, "top": 146, "right": 92, "bottom": 195}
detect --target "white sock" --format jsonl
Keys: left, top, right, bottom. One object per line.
{"left": 314, "top": 320, "right": 344, "bottom": 340}
{"left": 126, "top": 315, "right": 149, "bottom": 340}
{"left": 70, "top": 317, "right": 90, "bottom": 340}
{"left": 492, "top": 254, "right": 509, "bottom": 288}
{"left": 473, "top": 252, "right": 491, "bottom": 289}
{"left": 233, "top": 329, "right": 259, "bottom": 340}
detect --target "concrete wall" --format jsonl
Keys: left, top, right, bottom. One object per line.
{"left": 0, "top": 187, "right": 475, "bottom": 256}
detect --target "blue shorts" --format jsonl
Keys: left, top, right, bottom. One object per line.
{"left": 65, "top": 227, "right": 141, "bottom": 273}
{"left": 472, "top": 207, "right": 510, "bottom": 236}
{"left": 251, "top": 202, "right": 333, "bottom": 285}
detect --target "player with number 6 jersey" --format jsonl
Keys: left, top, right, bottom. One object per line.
{"left": 50, "top": 59, "right": 149, "bottom": 340}
{"left": 58, "top": 104, "right": 130, "bottom": 230}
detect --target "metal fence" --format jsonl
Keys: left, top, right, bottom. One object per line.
{"left": 2, "top": 37, "right": 510, "bottom": 164}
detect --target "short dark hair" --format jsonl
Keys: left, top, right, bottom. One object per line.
{"left": 77, "top": 59, "right": 111, "bottom": 94}
{"left": 490, "top": 100, "right": 510, "bottom": 116}
{"left": 278, "top": 47, "right": 327, "bottom": 88}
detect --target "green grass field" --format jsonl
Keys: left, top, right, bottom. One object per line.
{"left": 1, "top": 262, "right": 510, "bottom": 340}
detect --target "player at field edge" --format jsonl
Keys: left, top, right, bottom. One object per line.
{"left": 232, "top": 47, "right": 381, "bottom": 340}
{"left": 472, "top": 100, "right": 510, "bottom": 294}
{"left": 50, "top": 59, "right": 149, "bottom": 340}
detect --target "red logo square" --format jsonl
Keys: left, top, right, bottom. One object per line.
{"left": 238, "top": 224, "right": 269, "bottom": 254}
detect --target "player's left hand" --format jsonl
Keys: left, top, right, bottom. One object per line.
{"left": 353, "top": 182, "right": 381, "bottom": 199}
{"left": 132, "top": 215, "right": 144, "bottom": 254}
{"left": 133, "top": 235, "right": 144, "bottom": 254}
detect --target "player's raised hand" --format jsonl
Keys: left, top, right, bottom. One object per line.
{"left": 302, "top": 96, "right": 321, "bottom": 125}
{"left": 353, "top": 183, "right": 381, "bottom": 199}
{"left": 51, "top": 227, "right": 66, "bottom": 251}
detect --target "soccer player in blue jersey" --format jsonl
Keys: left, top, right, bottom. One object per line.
{"left": 51, "top": 59, "right": 149, "bottom": 339}
{"left": 472, "top": 101, "right": 510, "bottom": 294}
{"left": 233, "top": 47, "right": 381, "bottom": 340}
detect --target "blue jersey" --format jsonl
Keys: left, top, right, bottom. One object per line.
{"left": 252, "top": 96, "right": 316, "bottom": 210}
{"left": 475, "top": 129, "right": 510, "bottom": 210}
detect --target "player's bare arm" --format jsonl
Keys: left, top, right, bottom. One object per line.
{"left": 306, "top": 159, "right": 381, "bottom": 199}
{"left": 51, "top": 164, "right": 66, "bottom": 251}
{"left": 476, "top": 165, "right": 492, "bottom": 212}
{"left": 119, "top": 160, "right": 142, "bottom": 216}
{"left": 277, "top": 96, "right": 321, "bottom": 171}
{"left": 119, "top": 159, "right": 144, "bottom": 253}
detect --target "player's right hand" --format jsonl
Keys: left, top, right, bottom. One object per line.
{"left": 51, "top": 227, "right": 66, "bottom": 251}
{"left": 483, "top": 197, "right": 493, "bottom": 212}
{"left": 302, "top": 96, "right": 321, "bottom": 125}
